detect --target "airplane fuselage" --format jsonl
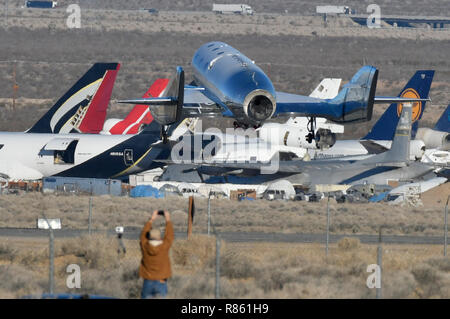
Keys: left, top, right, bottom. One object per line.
{"left": 0, "top": 131, "right": 165, "bottom": 180}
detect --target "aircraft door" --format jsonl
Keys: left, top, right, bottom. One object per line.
{"left": 124, "top": 149, "right": 134, "bottom": 166}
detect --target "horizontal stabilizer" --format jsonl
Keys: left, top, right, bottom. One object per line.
{"left": 374, "top": 97, "right": 431, "bottom": 103}
{"left": 119, "top": 97, "right": 174, "bottom": 105}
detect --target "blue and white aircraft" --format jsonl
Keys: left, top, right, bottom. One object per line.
{"left": 120, "top": 41, "right": 429, "bottom": 142}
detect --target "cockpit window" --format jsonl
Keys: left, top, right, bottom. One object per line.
{"left": 0, "top": 144, "right": 3, "bottom": 150}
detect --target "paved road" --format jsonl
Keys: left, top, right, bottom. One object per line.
{"left": 0, "top": 227, "right": 445, "bottom": 245}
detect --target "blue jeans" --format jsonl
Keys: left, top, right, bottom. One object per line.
{"left": 141, "top": 279, "right": 168, "bottom": 299}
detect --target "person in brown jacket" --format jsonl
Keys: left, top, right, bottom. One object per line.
{"left": 140, "top": 210, "right": 174, "bottom": 299}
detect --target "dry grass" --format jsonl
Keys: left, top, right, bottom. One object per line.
{"left": 0, "top": 235, "right": 448, "bottom": 299}
{"left": 0, "top": 192, "right": 447, "bottom": 236}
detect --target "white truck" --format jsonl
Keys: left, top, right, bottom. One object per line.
{"left": 316, "top": 5, "right": 351, "bottom": 15}
{"left": 212, "top": 4, "right": 254, "bottom": 15}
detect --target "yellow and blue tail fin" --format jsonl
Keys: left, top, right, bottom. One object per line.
{"left": 363, "top": 70, "right": 434, "bottom": 140}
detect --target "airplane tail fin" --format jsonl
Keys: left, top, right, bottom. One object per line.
{"left": 329, "top": 65, "right": 378, "bottom": 123}
{"left": 27, "top": 63, "right": 120, "bottom": 134}
{"left": 363, "top": 70, "right": 434, "bottom": 140}
{"left": 434, "top": 104, "right": 450, "bottom": 133}
{"left": 366, "top": 103, "right": 412, "bottom": 164}
{"left": 106, "top": 78, "right": 170, "bottom": 135}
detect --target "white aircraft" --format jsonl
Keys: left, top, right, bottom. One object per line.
{"left": 0, "top": 66, "right": 187, "bottom": 181}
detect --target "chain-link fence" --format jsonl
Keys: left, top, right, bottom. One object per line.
{"left": 0, "top": 193, "right": 449, "bottom": 299}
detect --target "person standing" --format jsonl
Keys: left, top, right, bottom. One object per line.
{"left": 139, "top": 210, "right": 174, "bottom": 299}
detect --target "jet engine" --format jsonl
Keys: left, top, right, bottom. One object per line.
{"left": 315, "top": 128, "right": 337, "bottom": 149}
{"left": 416, "top": 128, "right": 450, "bottom": 151}
{"left": 258, "top": 123, "right": 336, "bottom": 150}
{"left": 192, "top": 42, "right": 277, "bottom": 124}
{"left": 243, "top": 89, "right": 276, "bottom": 122}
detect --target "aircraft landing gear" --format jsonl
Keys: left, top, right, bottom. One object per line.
{"left": 305, "top": 117, "right": 316, "bottom": 144}
{"left": 161, "top": 125, "right": 169, "bottom": 144}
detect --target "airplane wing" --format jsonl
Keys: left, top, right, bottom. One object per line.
{"left": 120, "top": 65, "right": 429, "bottom": 126}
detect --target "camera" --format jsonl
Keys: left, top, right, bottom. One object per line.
{"left": 157, "top": 210, "right": 165, "bottom": 216}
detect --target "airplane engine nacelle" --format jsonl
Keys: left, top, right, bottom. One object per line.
{"left": 192, "top": 41, "right": 277, "bottom": 124}
{"left": 416, "top": 128, "right": 450, "bottom": 151}
{"left": 409, "top": 139, "right": 426, "bottom": 160}
{"left": 315, "top": 128, "right": 336, "bottom": 149}
{"left": 258, "top": 123, "right": 328, "bottom": 150}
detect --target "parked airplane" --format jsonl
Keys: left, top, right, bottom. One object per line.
{"left": 387, "top": 176, "right": 447, "bottom": 204}
{"left": 27, "top": 63, "right": 120, "bottom": 134}
{"left": 421, "top": 105, "right": 450, "bottom": 165}
{"left": 161, "top": 103, "right": 438, "bottom": 187}
{"left": 0, "top": 70, "right": 188, "bottom": 181}
{"left": 416, "top": 104, "right": 450, "bottom": 151}
{"left": 308, "top": 70, "right": 434, "bottom": 160}
{"left": 101, "top": 78, "right": 170, "bottom": 135}
{"left": 120, "top": 41, "right": 428, "bottom": 142}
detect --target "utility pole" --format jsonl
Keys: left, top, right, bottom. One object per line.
{"left": 376, "top": 227, "right": 383, "bottom": 299}
{"left": 326, "top": 195, "right": 331, "bottom": 257}
{"left": 4, "top": 0, "right": 8, "bottom": 27}
{"left": 207, "top": 192, "right": 211, "bottom": 236}
{"left": 88, "top": 196, "right": 93, "bottom": 235}
{"left": 215, "top": 235, "right": 221, "bottom": 299}
{"left": 12, "top": 60, "right": 18, "bottom": 110}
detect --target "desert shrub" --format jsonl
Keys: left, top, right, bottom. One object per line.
{"left": 0, "top": 241, "right": 17, "bottom": 261}
{"left": 411, "top": 263, "right": 443, "bottom": 298}
{"left": 57, "top": 234, "right": 120, "bottom": 269}
{"left": 168, "top": 272, "right": 215, "bottom": 298}
{"left": 220, "top": 250, "right": 260, "bottom": 279}
{"left": 256, "top": 268, "right": 301, "bottom": 292}
{"left": 171, "top": 235, "right": 218, "bottom": 269}
{"left": 0, "top": 264, "right": 45, "bottom": 297}
{"left": 337, "top": 237, "right": 360, "bottom": 251}
{"left": 14, "top": 247, "right": 48, "bottom": 266}
{"left": 383, "top": 271, "right": 416, "bottom": 298}
{"left": 425, "top": 257, "right": 450, "bottom": 272}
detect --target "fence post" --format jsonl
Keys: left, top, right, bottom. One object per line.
{"left": 207, "top": 192, "right": 211, "bottom": 236}
{"left": 444, "top": 196, "right": 449, "bottom": 257}
{"left": 42, "top": 214, "right": 55, "bottom": 295}
{"left": 88, "top": 196, "right": 93, "bottom": 235}
{"left": 326, "top": 195, "right": 330, "bottom": 257}
{"left": 215, "top": 235, "right": 221, "bottom": 299}
{"left": 49, "top": 225, "right": 54, "bottom": 294}
{"left": 376, "top": 227, "right": 383, "bottom": 299}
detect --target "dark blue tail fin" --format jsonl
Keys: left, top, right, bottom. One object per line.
{"left": 363, "top": 70, "right": 434, "bottom": 140}
{"left": 27, "top": 63, "right": 120, "bottom": 134}
{"left": 434, "top": 105, "right": 450, "bottom": 133}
